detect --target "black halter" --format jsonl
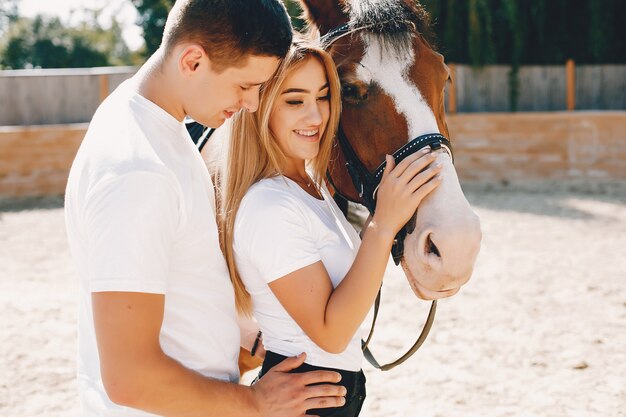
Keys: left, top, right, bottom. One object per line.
{"left": 328, "top": 128, "right": 453, "bottom": 265}
{"left": 323, "top": 21, "right": 454, "bottom": 371}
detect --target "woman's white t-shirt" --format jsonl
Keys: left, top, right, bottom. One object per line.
{"left": 233, "top": 176, "right": 363, "bottom": 371}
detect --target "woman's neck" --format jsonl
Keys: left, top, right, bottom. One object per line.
{"left": 281, "top": 160, "right": 308, "bottom": 183}
{"left": 280, "top": 161, "right": 322, "bottom": 200}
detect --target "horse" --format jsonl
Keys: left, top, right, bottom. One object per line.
{"left": 202, "top": 0, "right": 482, "bottom": 374}
{"left": 298, "top": 0, "right": 481, "bottom": 301}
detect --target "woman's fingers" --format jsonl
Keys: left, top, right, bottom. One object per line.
{"left": 372, "top": 148, "right": 443, "bottom": 236}
{"left": 406, "top": 161, "right": 442, "bottom": 191}
{"left": 397, "top": 153, "right": 439, "bottom": 184}
{"left": 409, "top": 171, "right": 442, "bottom": 203}
{"left": 382, "top": 154, "right": 395, "bottom": 179}
{"left": 386, "top": 147, "right": 432, "bottom": 178}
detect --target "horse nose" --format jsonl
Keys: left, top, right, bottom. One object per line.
{"left": 414, "top": 212, "right": 482, "bottom": 290}
{"left": 415, "top": 229, "right": 444, "bottom": 274}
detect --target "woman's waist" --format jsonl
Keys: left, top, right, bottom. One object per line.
{"left": 263, "top": 335, "right": 363, "bottom": 372}
{"left": 259, "top": 350, "right": 367, "bottom": 417}
{"left": 261, "top": 350, "right": 364, "bottom": 388}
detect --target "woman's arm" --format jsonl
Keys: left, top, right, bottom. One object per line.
{"left": 269, "top": 150, "right": 442, "bottom": 353}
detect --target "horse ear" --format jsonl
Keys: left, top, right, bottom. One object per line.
{"left": 297, "top": 0, "right": 349, "bottom": 35}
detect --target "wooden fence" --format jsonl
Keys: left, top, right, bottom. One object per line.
{"left": 0, "top": 63, "right": 624, "bottom": 126}
{"left": 0, "top": 66, "right": 137, "bottom": 126}
{"left": 446, "top": 62, "right": 625, "bottom": 112}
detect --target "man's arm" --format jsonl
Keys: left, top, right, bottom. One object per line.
{"left": 93, "top": 292, "right": 346, "bottom": 417}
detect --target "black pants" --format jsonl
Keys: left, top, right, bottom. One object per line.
{"left": 258, "top": 351, "right": 366, "bottom": 417}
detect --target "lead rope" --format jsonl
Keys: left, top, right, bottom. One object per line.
{"left": 362, "top": 296, "right": 437, "bottom": 371}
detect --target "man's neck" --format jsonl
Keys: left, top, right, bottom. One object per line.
{"left": 137, "top": 49, "right": 186, "bottom": 122}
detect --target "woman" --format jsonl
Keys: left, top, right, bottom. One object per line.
{"left": 221, "top": 38, "right": 442, "bottom": 416}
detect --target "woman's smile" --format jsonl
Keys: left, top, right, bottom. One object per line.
{"left": 294, "top": 128, "right": 320, "bottom": 142}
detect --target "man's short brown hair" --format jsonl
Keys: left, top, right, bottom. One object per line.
{"left": 162, "top": 0, "right": 293, "bottom": 70}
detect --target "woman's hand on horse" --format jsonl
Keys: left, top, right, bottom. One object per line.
{"left": 373, "top": 149, "right": 442, "bottom": 237}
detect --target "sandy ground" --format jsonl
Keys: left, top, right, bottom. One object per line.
{"left": 1, "top": 184, "right": 625, "bottom": 417}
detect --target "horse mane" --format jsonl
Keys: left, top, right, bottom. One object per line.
{"left": 345, "top": 0, "right": 437, "bottom": 54}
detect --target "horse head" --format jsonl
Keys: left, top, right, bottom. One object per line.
{"left": 300, "top": 0, "right": 482, "bottom": 300}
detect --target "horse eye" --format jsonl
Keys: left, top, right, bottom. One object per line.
{"left": 342, "top": 84, "right": 357, "bottom": 98}
{"left": 341, "top": 83, "right": 368, "bottom": 103}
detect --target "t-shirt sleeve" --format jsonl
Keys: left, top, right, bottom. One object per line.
{"left": 82, "top": 171, "right": 180, "bottom": 293}
{"left": 234, "top": 190, "right": 321, "bottom": 283}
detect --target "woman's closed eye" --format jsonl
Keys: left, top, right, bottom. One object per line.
{"left": 286, "top": 97, "right": 328, "bottom": 106}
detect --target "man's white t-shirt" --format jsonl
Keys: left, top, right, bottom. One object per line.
{"left": 233, "top": 176, "right": 363, "bottom": 372}
{"left": 65, "top": 79, "right": 239, "bottom": 417}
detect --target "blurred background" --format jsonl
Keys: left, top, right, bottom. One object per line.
{"left": 1, "top": 0, "right": 625, "bottom": 194}
{"left": 0, "top": 1, "right": 624, "bottom": 416}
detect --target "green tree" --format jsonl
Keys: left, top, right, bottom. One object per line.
{"left": 74, "top": 7, "right": 135, "bottom": 66}
{"left": 589, "top": 0, "right": 614, "bottom": 62}
{"left": 0, "top": 12, "right": 134, "bottom": 69}
{"left": 0, "top": 0, "right": 18, "bottom": 35}
{"left": 283, "top": 0, "right": 306, "bottom": 32}
{"left": 131, "top": 0, "right": 174, "bottom": 57}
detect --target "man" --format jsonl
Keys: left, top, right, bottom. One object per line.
{"left": 64, "top": 1, "right": 345, "bottom": 416}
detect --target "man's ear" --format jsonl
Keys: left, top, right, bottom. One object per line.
{"left": 179, "top": 44, "right": 205, "bottom": 76}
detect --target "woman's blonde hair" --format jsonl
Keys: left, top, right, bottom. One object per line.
{"left": 220, "top": 37, "right": 342, "bottom": 315}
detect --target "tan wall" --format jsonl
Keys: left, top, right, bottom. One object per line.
{"left": 1, "top": 112, "right": 625, "bottom": 197}
{"left": 0, "top": 124, "right": 87, "bottom": 197}
{"left": 449, "top": 112, "right": 626, "bottom": 182}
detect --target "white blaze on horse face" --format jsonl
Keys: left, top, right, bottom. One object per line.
{"left": 356, "top": 36, "right": 440, "bottom": 141}
{"left": 355, "top": 37, "right": 482, "bottom": 301}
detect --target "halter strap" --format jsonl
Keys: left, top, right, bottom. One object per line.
{"left": 320, "top": 23, "right": 351, "bottom": 45}
{"left": 373, "top": 133, "right": 453, "bottom": 181}
{"left": 335, "top": 128, "right": 454, "bottom": 226}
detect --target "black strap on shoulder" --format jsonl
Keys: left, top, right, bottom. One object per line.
{"left": 185, "top": 120, "right": 215, "bottom": 153}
